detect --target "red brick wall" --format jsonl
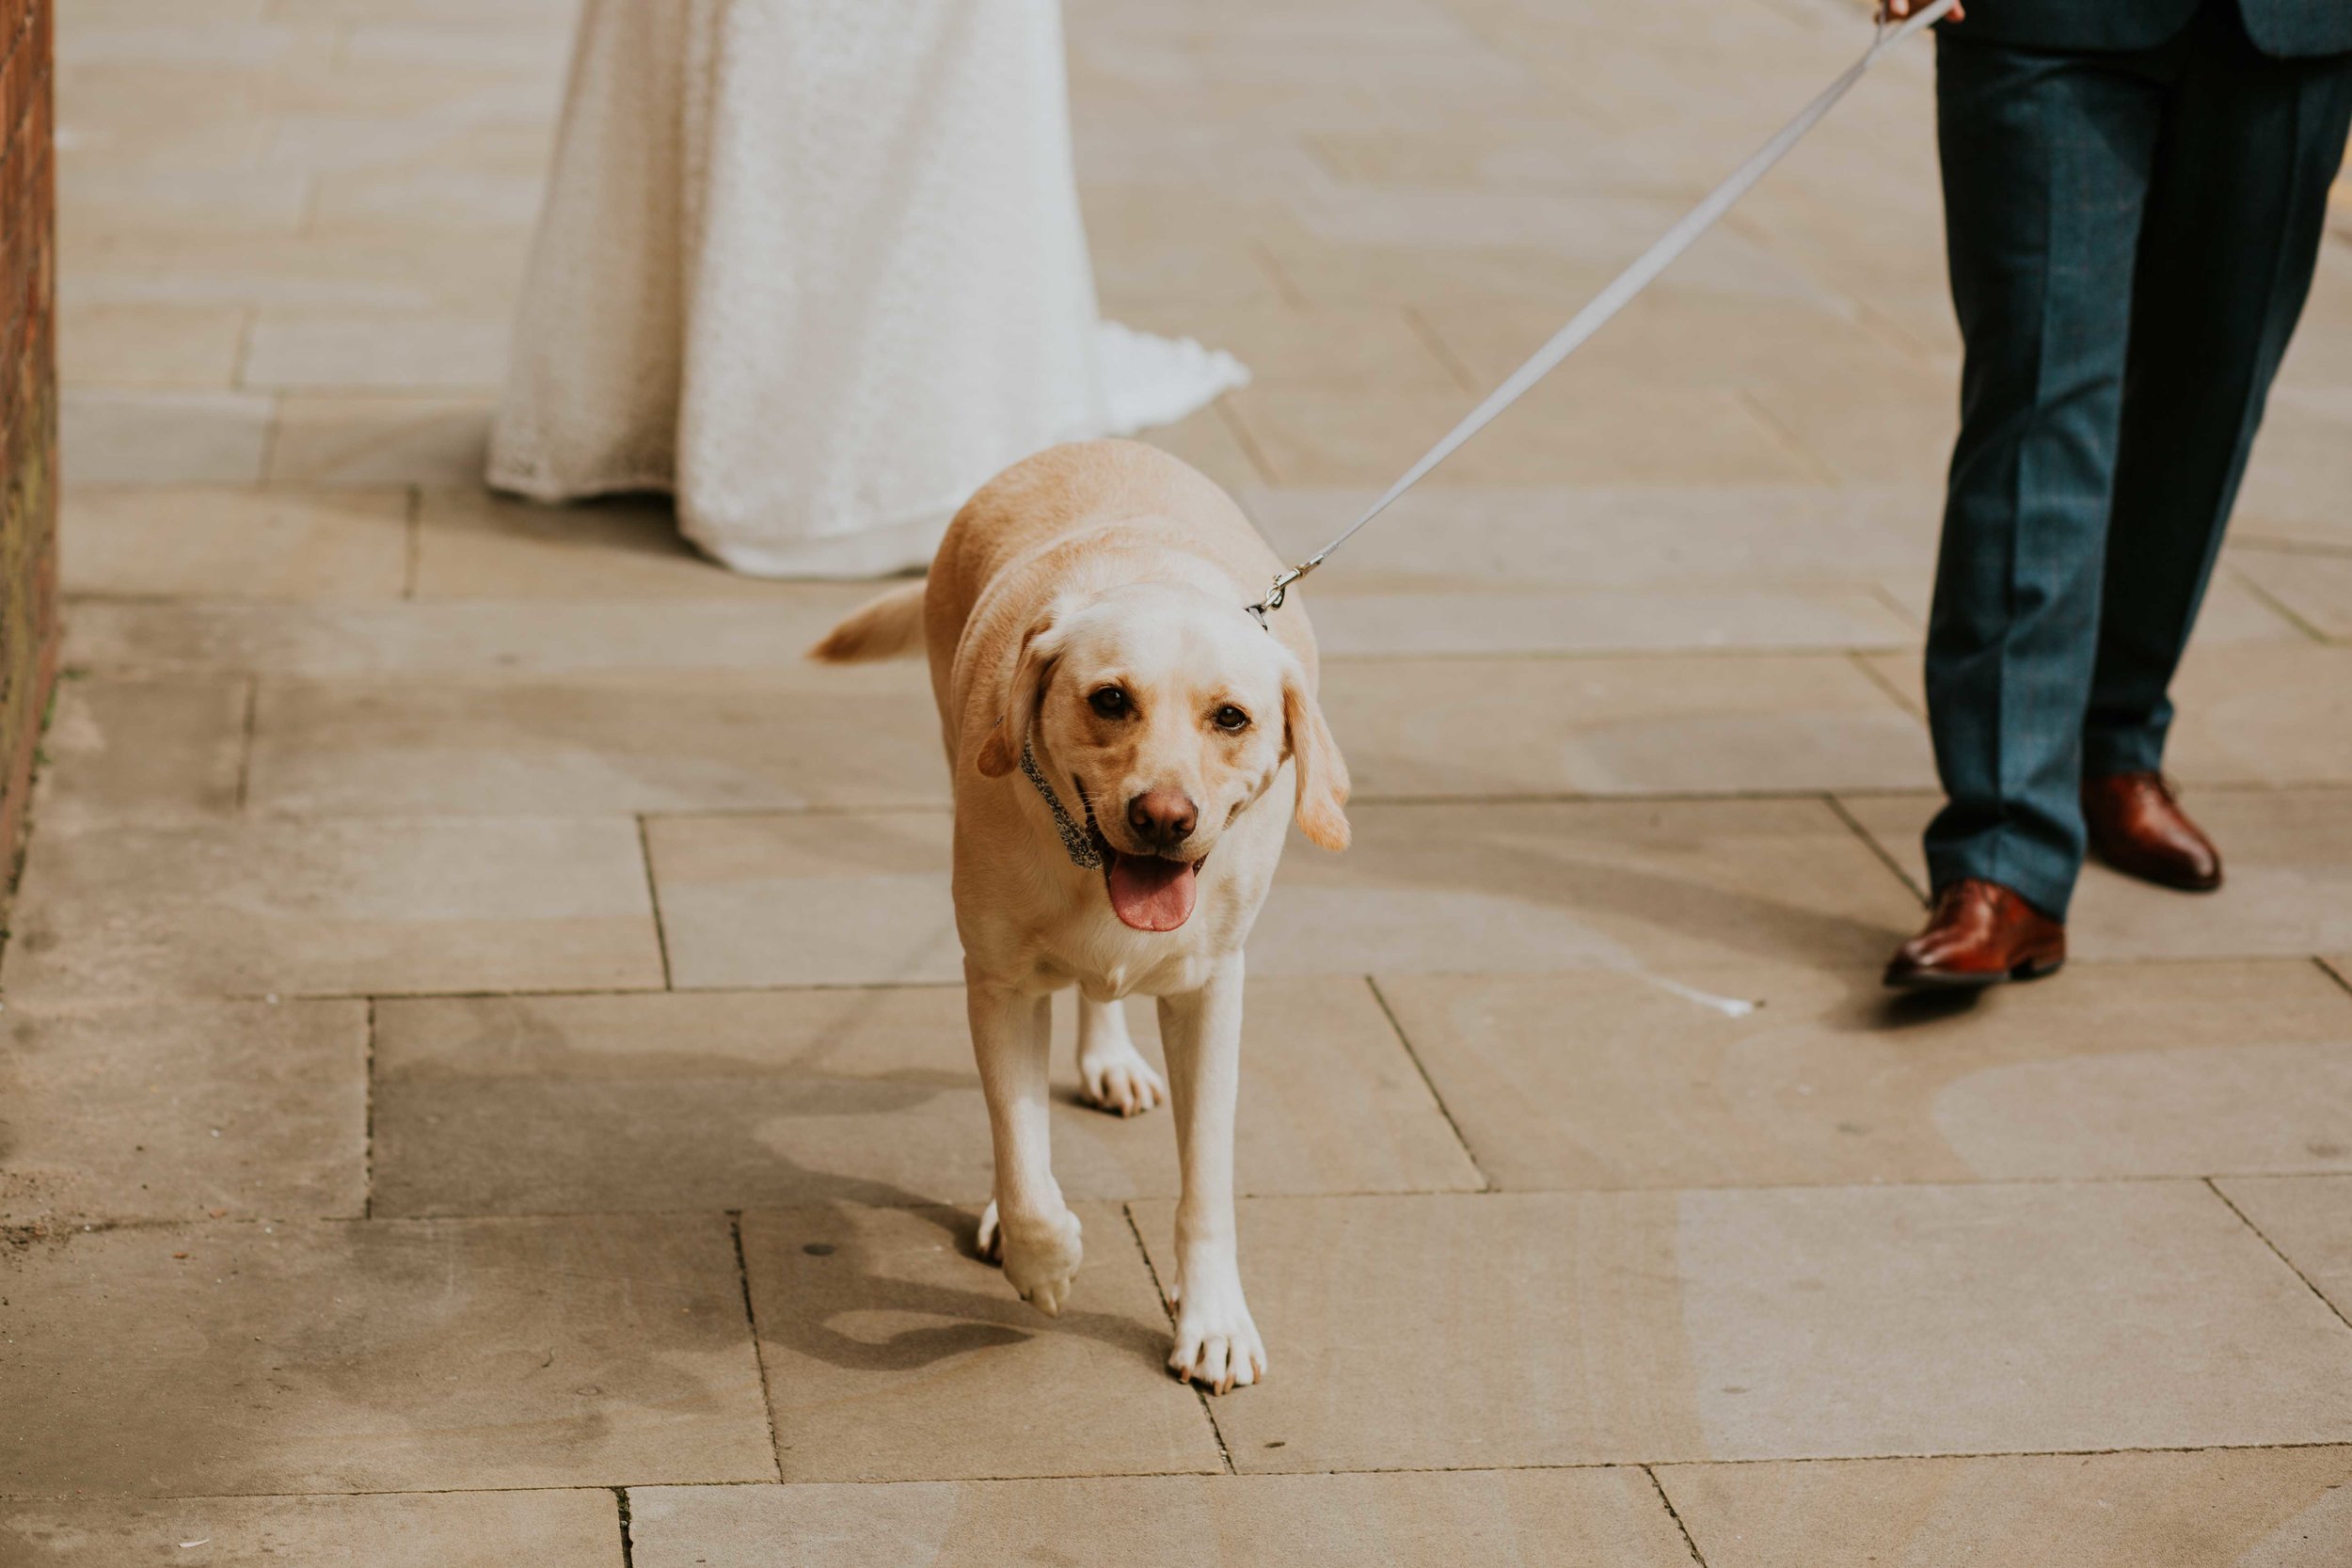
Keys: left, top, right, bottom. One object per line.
{"left": 0, "top": 0, "right": 56, "bottom": 879}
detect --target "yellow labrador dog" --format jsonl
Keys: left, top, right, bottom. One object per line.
{"left": 812, "top": 439, "right": 1348, "bottom": 1392}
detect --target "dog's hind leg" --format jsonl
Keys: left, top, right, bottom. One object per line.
{"left": 1075, "top": 994, "right": 1167, "bottom": 1117}
{"left": 969, "top": 978, "right": 1085, "bottom": 1316}
{"left": 1157, "top": 955, "right": 1265, "bottom": 1394}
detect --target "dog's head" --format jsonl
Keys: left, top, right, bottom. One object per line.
{"left": 975, "top": 580, "right": 1349, "bottom": 932}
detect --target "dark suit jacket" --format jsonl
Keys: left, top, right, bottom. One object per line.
{"left": 1952, "top": 0, "right": 2352, "bottom": 57}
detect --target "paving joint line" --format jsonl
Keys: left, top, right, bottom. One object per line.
{"left": 1213, "top": 397, "right": 1279, "bottom": 489}
{"left": 2224, "top": 561, "right": 2328, "bottom": 643}
{"left": 1364, "top": 974, "right": 1491, "bottom": 1191}
{"left": 1734, "top": 388, "right": 1842, "bottom": 485}
{"left": 1852, "top": 298, "right": 1938, "bottom": 366}
{"left": 12, "top": 1437, "right": 2352, "bottom": 1504}
{"left": 1121, "top": 1201, "right": 1235, "bottom": 1474}
{"left": 401, "top": 485, "right": 423, "bottom": 601}
{"left": 2205, "top": 1176, "right": 2352, "bottom": 1336}
{"left": 360, "top": 998, "right": 377, "bottom": 1220}
{"left": 2233, "top": 534, "right": 2352, "bottom": 561}
{"left": 1824, "top": 791, "right": 1927, "bottom": 903}
{"left": 1864, "top": 578, "right": 1926, "bottom": 631}
{"left": 612, "top": 1486, "right": 636, "bottom": 1568}
{"left": 1398, "top": 304, "right": 1483, "bottom": 396}
{"left": 1246, "top": 238, "right": 1311, "bottom": 310}
{"left": 232, "top": 673, "right": 260, "bottom": 812}
{"left": 64, "top": 946, "right": 2352, "bottom": 1009}
{"left": 1643, "top": 1464, "right": 1713, "bottom": 1568}
{"left": 1846, "top": 644, "right": 1923, "bottom": 716}
{"left": 727, "top": 1212, "right": 786, "bottom": 1482}
{"left": 2320, "top": 955, "right": 2352, "bottom": 999}
{"left": 253, "top": 390, "right": 285, "bottom": 484}
{"left": 636, "top": 816, "right": 675, "bottom": 990}
{"left": 57, "top": 1170, "right": 2352, "bottom": 1241}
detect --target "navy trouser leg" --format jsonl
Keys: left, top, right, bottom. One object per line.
{"left": 1924, "top": 35, "right": 2167, "bottom": 919}
{"left": 2084, "top": 18, "right": 2352, "bottom": 774}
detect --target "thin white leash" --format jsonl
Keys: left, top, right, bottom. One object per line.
{"left": 1247, "top": 0, "right": 1958, "bottom": 625}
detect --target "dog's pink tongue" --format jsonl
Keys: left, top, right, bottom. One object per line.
{"left": 1106, "top": 854, "right": 1200, "bottom": 932}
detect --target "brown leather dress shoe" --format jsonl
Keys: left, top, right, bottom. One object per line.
{"left": 2082, "top": 771, "right": 2222, "bottom": 892}
{"left": 1884, "top": 879, "right": 2066, "bottom": 990}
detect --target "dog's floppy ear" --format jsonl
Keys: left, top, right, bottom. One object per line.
{"left": 1280, "top": 662, "right": 1351, "bottom": 851}
{"left": 975, "top": 611, "right": 1066, "bottom": 778}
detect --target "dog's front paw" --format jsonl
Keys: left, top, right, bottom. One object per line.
{"left": 1078, "top": 1046, "right": 1167, "bottom": 1117}
{"left": 994, "top": 1204, "right": 1084, "bottom": 1317}
{"left": 1168, "top": 1279, "right": 1265, "bottom": 1395}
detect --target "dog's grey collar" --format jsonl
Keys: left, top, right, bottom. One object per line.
{"left": 1020, "top": 737, "right": 1104, "bottom": 870}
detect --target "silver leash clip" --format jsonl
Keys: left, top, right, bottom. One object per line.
{"left": 1245, "top": 565, "right": 1306, "bottom": 628}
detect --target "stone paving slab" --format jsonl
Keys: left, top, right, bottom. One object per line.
{"left": 628, "top": 1467, "right": 1698, "bottom": 1568}
{"left": 738, "top": 1203, "right": 1223, "bottom": 1482}
{"left": 645, "top": 812, "right": 962, "bottom": 990}
{"left": 0, "top": 998, "right": 366, "bottom": 1224}
{"left": 1238, "top": 483, "right": 1942, "bottom": 590}
{"left": 1415, "top": 292, "right": 1908, "bottom": 392}
{"left": 1378, "top": 958, "right": 2352, "bottom": 1189}
{"left": 56, "top": 302, "right": 246, "bottom": 390}
{"left": 0, "top": 1215, "right": 775, "bottom": 1495}
{"left": 1838, "top": 789, "right": 2352, "bottom": 960}
{"left": 2164, "top": 644, "right": 2352, "bottom": 786}
{"left": 1135, "top": 406, "right": 1265, "bottom": 493}
{"left": 62, "top": 597, "right": 876, "bottom": 678}
{"left": 1248, "top": 798, "right": 1923, "bottom": 977}
{"left": 408, "top": 490, "right": 810, "bottom": 601}
{"left": 0, "top": 1489, "right": 624, "bottom": 1568}
{"left": 1264, "top": 188, "right": 1840, "bottom": 311}
{"left": 1741, "top": 361, "right": 1956, "bottom": 488}
{"left": 60, "top": 487, "right": 409, "bottom": 601}
{"left": 2233, "top": 548, "right": 2352, "bottom": 641}
{"left": 1864, "top": 643, "right": 2352, "bottom": 788}
{"left": 1225, "top": 380, "right": 1815, "bottom": 487}
{"left": 646, "top": 799, "right": 1922, "bottom": 989}
{"left": 58, "top": 390, "right": 273, "bottom": 485}
{"left": 242, "top": 314, "right": 510, "bottom": 391}
{"left": 1872, "top": 564, "right": 2312, "bottom": 646}
{"left": 2234, "top": 401, "right": 2352, "bottom": 552}
{"left": 63, "top": 225, "right": 531, "bottom": 314}
{"left": 264, "top": 395, "right": 495, "bottom": 488}
{"left": 1322, "top": 653, "right": 1932, "bottom": 799}
{"left": 1309, "top": 586, "right": 1915, "bottom": 657}
{"left": 1129, "top": 1184, "right": 2352, "bottom": 1471}
{"left": 2, "top": 816, "right": 664, "bottom": 999}
{"left": 2217, "top": 1175, "right": 2352, "bottom": 1323}
{"left": 309, "top": 165, "right": 559, "bottom": 230}
{"left": 1657, "top": 1447, "right": 2352, "bottom": 1568}
{"left": 34, "top": 676, "right": 246, "bottom": 827}
{"left": 369, "top": 980, "right": 1477, "bottom": 1216}
{"left": 1115, "top": 297, "right": 1463, "bottom": 391}
{"left": 246, "top": 671, "right": 943, "bottom": 816}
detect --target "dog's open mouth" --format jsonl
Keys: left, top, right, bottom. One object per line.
{"left": 1100, "top": 841, "right": 1207, "bottom": 933}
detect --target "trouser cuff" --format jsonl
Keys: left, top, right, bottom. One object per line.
{"left": 1923, "top": 842, "right": 2075, "bottom": 924}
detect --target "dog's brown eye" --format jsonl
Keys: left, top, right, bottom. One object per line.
{"left": 1090, "top": 687, "right": 1130, "bottom": 719}
{"left": 1213, "top": 705, "right": 1250, "bottom": 733}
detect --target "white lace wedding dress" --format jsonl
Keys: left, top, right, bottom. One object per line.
{"left": 488, "top": 0, "right": 1248, "bottom": 578}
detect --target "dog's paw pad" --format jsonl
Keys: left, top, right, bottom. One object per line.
{"left": 975, "top": 1200, "right": 1001, "bottom": 1263}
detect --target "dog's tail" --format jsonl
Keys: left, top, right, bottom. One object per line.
{"left": 808, "top": 579, "right": 928, "bottom": 663}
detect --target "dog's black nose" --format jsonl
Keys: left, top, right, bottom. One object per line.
{"left": 1126, "top": 789, "right": 1198, "bottom": 847}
